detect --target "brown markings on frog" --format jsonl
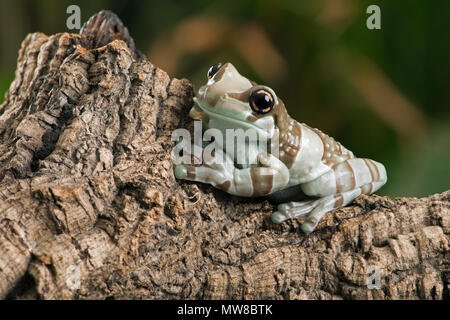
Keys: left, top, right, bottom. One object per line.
{"left": 216, "top": 180, "right": 231, "bottom": 192}
{"left": 186, "top": 166, "right": 197, "bottom": 179}
{"left": 246, "top": 114, "right": 258, "bottom": 122}
{"left": 189, "top": 107, "right": 209, "bottom": 124}
{"left": 345, "top": 160, "right": 356, "bottom": 189}
{"left": 305, "top": 124, "right": 354, "bottom": 168}
{"left": 228, "top": 88, "right": 252, "bottom": 103}
{"left": 278, "top": 119, "right": 302, "bottom": 169}
{"left": 250, "top": 168, "right": 273, "bottom": 196}
{"left": 227, "top": 86, "right": 264, "bottom": 123}
{"left": 363, "top": 158, "right": 376, "bottom": 181}
{"left": 334, "top": 193, "right": 344, "bottom": 207}
{"left": 368, "top": 159, "right": 380, "bottom": 181}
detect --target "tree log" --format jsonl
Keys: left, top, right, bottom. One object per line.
{"left": 0, "top": 11, "right": 448, "bottom": 300}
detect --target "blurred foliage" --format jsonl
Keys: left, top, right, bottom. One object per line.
{"left": 0, "top": 0, "right": 449, "bottom": 197}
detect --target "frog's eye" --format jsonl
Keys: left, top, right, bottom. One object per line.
{"left": 249, "top": 88, "right": 275, "bottom": 114}
{"left": 207, "top": 63, "right": 223, "bottom": 80}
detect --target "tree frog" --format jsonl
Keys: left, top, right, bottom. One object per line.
{"left": 173, "top": 62, "right": 387, "bottom": 233}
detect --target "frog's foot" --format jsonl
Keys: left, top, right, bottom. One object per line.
{"left": 274, "top": 190, "right": 363, "bottom": 233}
{"left": 272, "top": 194, "right": 347, "bottom": 233}
{"left": 273, "top": 158, "right": 387, "bottom": 234}
{"left": 272, "top": 182, "right": 385, "bottom": 234}
{"left": 174, "top": 163, "right": 232, "bottom": 192}
{"left": 173, "top": 139, "right": 237, "bottom": 190}
{"left": 271, "top": 200, "right": 317, "bottom": 224}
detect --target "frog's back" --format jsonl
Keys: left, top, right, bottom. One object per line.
{"left": 304, "top": 124, "right": 355, "bottom": 168}
{"left": 280, "top": 121, "right": 354, "bottom": 185}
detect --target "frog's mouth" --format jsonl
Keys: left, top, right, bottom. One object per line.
{"left": 192, "top": 99, "right": 274, "bottom": 139}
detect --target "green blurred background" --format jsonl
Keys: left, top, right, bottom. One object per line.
{"left": 0, "top": 0, "right": 449, "bottom": 197}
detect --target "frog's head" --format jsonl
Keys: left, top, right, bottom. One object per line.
{"left": 192, "top": 62, "right": 290, "bottom": 139}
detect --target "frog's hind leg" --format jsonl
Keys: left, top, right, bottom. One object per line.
{"left": 272, "top": 158, "right": 387, "bottom": 233}
{"left": 301, "top": 181, "right": 384, "bottom": 233}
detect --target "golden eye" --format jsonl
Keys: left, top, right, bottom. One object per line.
{"left": 249, "top": 88, "right": 275, "bottom": 114}
{"left": 207, "top": 63, "right": 223, "bottom": 80}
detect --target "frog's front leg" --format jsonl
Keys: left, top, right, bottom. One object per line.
{"left": 272, "top": 158, "right": 387, "bottom": 234}
{"left": 174, "top": 148, "right": 290, "bottom": 197}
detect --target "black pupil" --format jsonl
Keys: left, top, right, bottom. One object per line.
{"left": 254, "top": 92, "right": 271, "bottom": 109}
{"left": 208, "top": 63, "right": 222, "bottom": 78}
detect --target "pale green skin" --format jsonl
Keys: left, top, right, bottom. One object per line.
{"left": 174, "top": 63, "right": 387, "bottom": 233}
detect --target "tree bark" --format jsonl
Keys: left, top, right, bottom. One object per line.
{"left": 0, "top": 11, "right": 448, "bottom": 300}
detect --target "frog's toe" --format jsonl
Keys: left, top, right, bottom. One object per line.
{"left": 174, "top": 165, "right": 187, "bottom": 179}
{"left": 277, "top": 203, "right": 291, "bottom": 213}
{"left": 271, "top": 211, "right": 288, "bottom": 224}
{"left": 300, "top": 221, "right": 316, "bottom": 234}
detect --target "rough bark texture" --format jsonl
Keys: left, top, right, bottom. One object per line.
{"left": 0, "top": 11, "right": 448, "bottom": 300}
